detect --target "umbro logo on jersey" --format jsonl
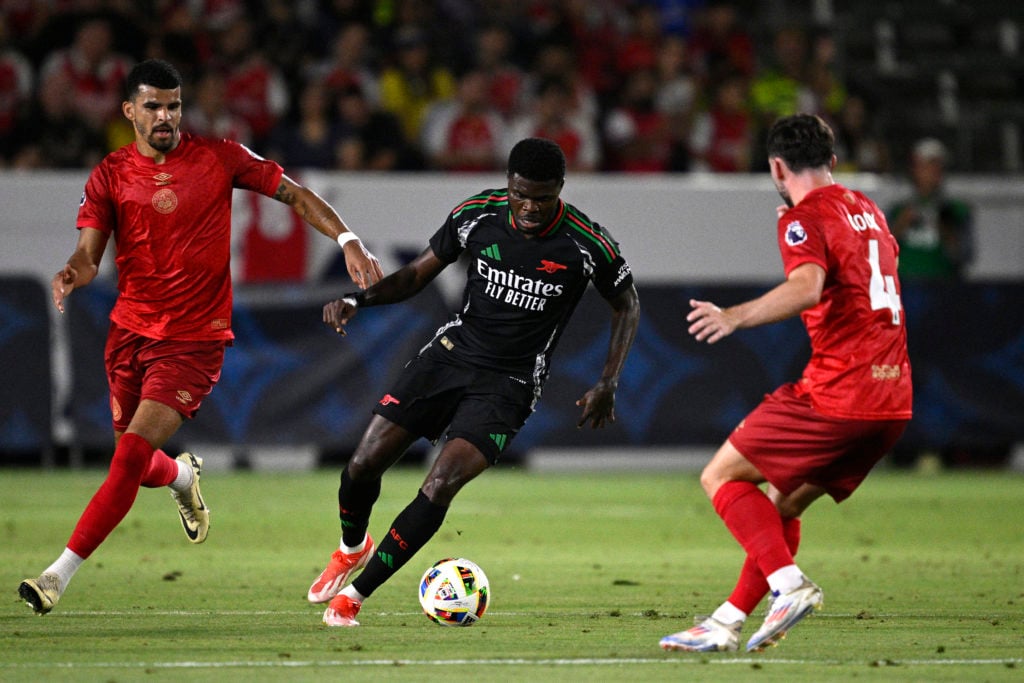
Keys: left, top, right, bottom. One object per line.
{"left": 537, "top": 259, "right": 567, "bottom": 273}
{"left": 153, "top": 172, "right": 173, "bottom": 186}
{"left": 379, "top": 393, "right": 401, "bottom": 406}
{"left": 176, "top": 390, "right": 193, "bottom": 405}
{"left": 481, "top": 244, "right": 501, "bottom": 260}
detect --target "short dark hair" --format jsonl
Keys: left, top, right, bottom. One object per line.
{"left": 766, "top": 114, "right": 834, "bottom": 172}
{"left": 507, "top": 138, "right": 566, "bottom": 183}
{"left": 123, "top": 59, "right": 182, "bottom": 101}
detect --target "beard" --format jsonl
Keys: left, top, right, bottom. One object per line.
{"left": 775, "top": 180, "right": 795, "bottom": 208}
{"left": 139, "top": 119, "right": 177, "bottom": 152}
{"left": 148, "top": 130, "right": 176, "bottom": 152}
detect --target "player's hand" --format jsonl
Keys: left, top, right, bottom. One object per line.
{"left": 51, "top": 264, "right": 78, "bottom": 313}
{"left": 323, "top": 297, "right": 360, "bottom": 336}
{"left": 342, "top": 241, "right": 384, "bottom": 289}
{"left": 687, "top": 298, "right": 736, "bottom": 344}
{"left": 576, "top": 378, "right": 617, "bottom": 429}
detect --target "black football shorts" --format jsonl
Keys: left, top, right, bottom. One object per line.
{"left": 372, "top": 353, "right": 537, "bottom": 464}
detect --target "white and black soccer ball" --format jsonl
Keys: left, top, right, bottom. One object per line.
{"left": 418, "top": 557, "right": 490, "bottom": 626}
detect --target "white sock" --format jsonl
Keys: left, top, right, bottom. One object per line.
{"left": 44, "top": 548, "right": 84, "bottom": 591}
{"left": 711, "top": 601, "right": 747, "bottom": 625}
{"left": 169, "top": 458, "right": 193, "bottom": 492}
{"left": 340, "top": 534, "right": 366, "bottom": 554}
{"left": 341, "top": 585, "right": 365, "bottom": 602}
{"left": 766, "top": 564, "right": 805, "bottom": 594}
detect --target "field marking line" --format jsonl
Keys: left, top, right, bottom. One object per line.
{"left": 43, "top": 609, "right": 992, "bottom": 619}
{"left": 3, "top": 658, "right": 1022, "bottom": 670}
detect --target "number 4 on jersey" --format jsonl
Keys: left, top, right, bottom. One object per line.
{"left": 867, "top": 239, "right": 902, "bottom": 325}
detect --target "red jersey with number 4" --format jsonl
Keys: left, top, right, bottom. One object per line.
{"left": 778, "top": 183, "right": 912, "bottom": 420}
{"left": 76, "top": 133, "right": 284, "bottom": 341}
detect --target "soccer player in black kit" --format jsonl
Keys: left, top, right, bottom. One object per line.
{"left": 308, "top": 137, "right": 641, "bottom": 626}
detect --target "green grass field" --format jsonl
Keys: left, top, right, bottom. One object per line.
{"left": 1, "top": 465, "right": 1021, "bottom": 682}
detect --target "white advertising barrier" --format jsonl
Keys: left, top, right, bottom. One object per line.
{"left": 1, "top": 171, "right": 1021, "bottom": 287}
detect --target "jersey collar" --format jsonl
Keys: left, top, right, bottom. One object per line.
{"left": 508, "top": 198, "right": 566, "bottom": 238}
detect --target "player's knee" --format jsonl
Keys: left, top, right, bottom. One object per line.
{"left": 346, "top": 451, "right": 384, "bottom": 481}
{"left": 420, "top": 474, "right": 463, "bottom": 507}
{"left": 699, "top": 467, "right": 722, "bottom": 499}
{"left": 421, "top": 462, "right": 484, "bottom": 506}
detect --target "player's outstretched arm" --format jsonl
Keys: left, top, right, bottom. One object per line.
{"left": 323, "top": 246, "right": 447, "bottom": 336}
{"left": 576, "top": 284, "right": 640, "bottom": 429}
{"left": 51, "top": 227, "right": 108, "bottom": 313}
{"left": 687, "top": 262, "right": 825, "bottom": 344}
{"left": 273, "top": 174, "right": 384, "bottom": 289}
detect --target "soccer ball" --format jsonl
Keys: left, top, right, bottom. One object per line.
{"left": 418, "top": 557, "right": 490, "bottom": 626}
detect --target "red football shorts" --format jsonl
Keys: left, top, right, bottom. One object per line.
{"left": 104, "top": 322, "right": 227, "bottom": 432}
{"left": 728, "top": 383, "right": 908, "bottom": 502}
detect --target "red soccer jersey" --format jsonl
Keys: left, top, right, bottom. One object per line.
{"left": 76, "top": 133, "right": 284, "bottom": 341}
{"left": 778, "top": 183, "right": 912, "bottom": 420}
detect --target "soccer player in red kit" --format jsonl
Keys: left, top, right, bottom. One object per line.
{"left": 18, "top": 59, "right": 383, "bottom": 616}
{"left": 660, "top": 114, "right": 912, "bottom": 653}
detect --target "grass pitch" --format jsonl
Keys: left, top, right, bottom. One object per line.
{"left": 1, "top": 464, "right": 1021, "bottom": 681}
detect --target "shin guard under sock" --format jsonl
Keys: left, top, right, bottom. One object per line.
{"left": 727, "top": 516, "right": 803, "bottom": 615}
{"left": 712, "top": 481, "right": 795, "bottom": 582}
{"left": 67, "top": 433, "right": 152, "bottom": 558}
{"left": 352, "top": 490, "right": 447, "bottom": 598}
{"left": 338, "top": 466, "right": 382, "bottom": 548}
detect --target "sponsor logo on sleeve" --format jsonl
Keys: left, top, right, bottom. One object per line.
{"left": 785, "top": 221, "right": 808, "bottom": 246}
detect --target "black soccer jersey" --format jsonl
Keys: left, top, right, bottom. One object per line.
{"left": 425, "top": 188, "right": 634, "bottom": 380}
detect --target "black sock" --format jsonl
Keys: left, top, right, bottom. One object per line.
{"left": 352, "top": 490, "right": 447, "bottom": 598}
{"left": 338, "top": 466, "right": 381, "bottom": 548}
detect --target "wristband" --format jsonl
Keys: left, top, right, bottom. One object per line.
{"left": 336, "top": 232, "right": 360, "bottom": 248}
{"left": 342, "top": 291, "right": 366, "bottom": 307}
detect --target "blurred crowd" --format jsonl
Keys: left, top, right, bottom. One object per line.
{"left": 0, "top": 0, "right": 894, "bottom": 174}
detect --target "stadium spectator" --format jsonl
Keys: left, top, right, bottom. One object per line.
{"left": 335, "top": 83, "right": 423, "bottom": 171}
{"left": 661, "top": 114, "right": 911, "bottom": 653}
{"left": 833, "top": 93, "right": 890, "bottom": 173}
{"left": 748, "top": 25, "right": 810, "bottom": 169}
{"left": 186, "top": 69, "right": 253, "bottom": 145}
{"left": 603, "top": 67, "right": 673, "bottom": 172}
{"left": 506, "top": 76, "right": 602, "bottom": 173}
{"left": 10, "top": 69, "right": 105, "bottom": 169}
{"left": 17, "top": 59, "right": 383, "bottom": 617}
{"left": 888, "top": 138, "right": 974, "bottom": 280}
{"left": 377, "top": 24, "right": 456, "bottom": 145}
{"left": 519, "top": 42, "right": 600, "bottom": 132}
{"left": 536, "top": 0, "right": 625, "bottom": 105}
{"left": 686, "top": 1, "right": 756, "bottom": 86}
{"left": 308, "top": 137, "right": 640, "bottom": 627}
{"left": 265, "top": 78, "right": 346, "bottom": 170}
{"left": 255, "top": 0, "right": 316, "bottom": 88}
{"left": 310, "top": 21, "right": 380, "bottom": 107}
{"left": 803, "top": 28, "right": 847, "bottom": 127}
{"left": 749, "top": 25, "right": 808, "bottom": 117}
{"left": 421, "top": 69, "right": 506, "bottom": 172}
{"left": 208, "top": 15, "right": 290, "bottom": 151}
{"left": 654, "top": 34, "right": 700, "bottom": 171}
{"left": 0, "top": 13, "right": 34, "bottom": 165}
{"left": 38, "top": 16, "right": 133, "bottom": 137}
{"left": 144, "top": 1, "right": 214, "bottom": 84}
{"left": 688, "top": 71, "right": 753, "bottom": 173}
{"left": 650, "top": 0, "right": 707, "bottom": 38}
{"left": 615, "top": 2, "right": 664, "bottom": 81}
{"left": 472, "top": 23, "right": 526, "bottom": 121}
